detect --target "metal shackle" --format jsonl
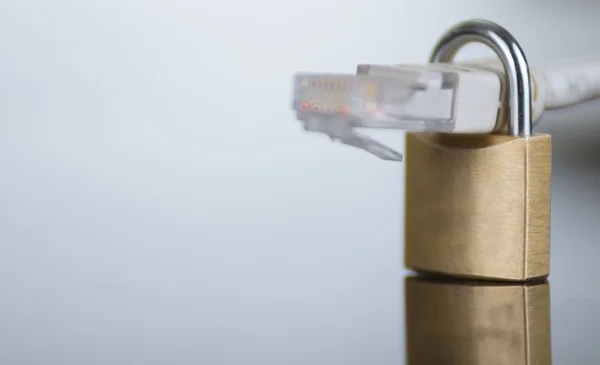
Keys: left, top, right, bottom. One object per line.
{"left": 429, "top": 19, "right": 533, "bottom": 137}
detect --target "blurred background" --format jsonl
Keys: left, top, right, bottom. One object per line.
{"left": 0, "top": 1, "right": 599, "bottom": 364}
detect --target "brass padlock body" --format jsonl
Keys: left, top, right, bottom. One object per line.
{"left": 405, "top": 132, "right": 551, "bottom": 281}
{"left": 405, "top": 277, "right": 551, "bottom": 365}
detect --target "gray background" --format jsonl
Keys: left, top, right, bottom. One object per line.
{"left": 0, "top": 1, "right": 599, "bottom": 364}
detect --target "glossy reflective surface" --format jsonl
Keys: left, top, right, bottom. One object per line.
{"left": 405, "top": 277, "right": 551, "bottom": 365}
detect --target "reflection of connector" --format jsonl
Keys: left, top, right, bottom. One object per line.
{"left": 291, "top": 63, "right": 503, "bottom": 161}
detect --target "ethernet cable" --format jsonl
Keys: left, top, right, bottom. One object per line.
{"left": 291, "top": 57, "right": 600, "bottom": 161}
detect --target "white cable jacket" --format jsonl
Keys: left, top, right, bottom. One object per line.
{"left": 539, "top": 58, "right": 600, "bottom": 109}
{"left": 466, "top": 57, "right": 600, "bottom": 116}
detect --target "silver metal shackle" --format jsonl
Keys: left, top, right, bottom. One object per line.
{"left": 429, "top": 19, "right": 533, "bottom": 137}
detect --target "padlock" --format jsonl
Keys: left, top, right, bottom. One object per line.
{"left": 404, "top": 20, "right": 552, "bottom": 281}
{"left": 405, "top": 276, "right": 552, "bottom": 365}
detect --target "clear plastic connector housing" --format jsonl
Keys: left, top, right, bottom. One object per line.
{"left": 292, "top": 65, "right": 458, "bottom": 133}
{"left": 291, "top": 63, "right": 501, "bottom": 161}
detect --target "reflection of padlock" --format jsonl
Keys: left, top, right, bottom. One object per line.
{"left": 405, "top": 20, "right": 552, "bottom": 281}
{"left": 405, "top": 276, "right": 552, "bottom": 365}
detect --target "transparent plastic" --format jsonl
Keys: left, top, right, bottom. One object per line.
{"left": 291, "top": 65, "right": 463, "bottom": 161}
{"left": 303, "top": 116, "right": 403, "bottom": 161}
{"left": 292, "top": 65, "right": 459, "bottom": 132}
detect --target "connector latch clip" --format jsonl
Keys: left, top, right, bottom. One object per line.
{"left": 302, "top": 116, "right": 403, "bottom": 161}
